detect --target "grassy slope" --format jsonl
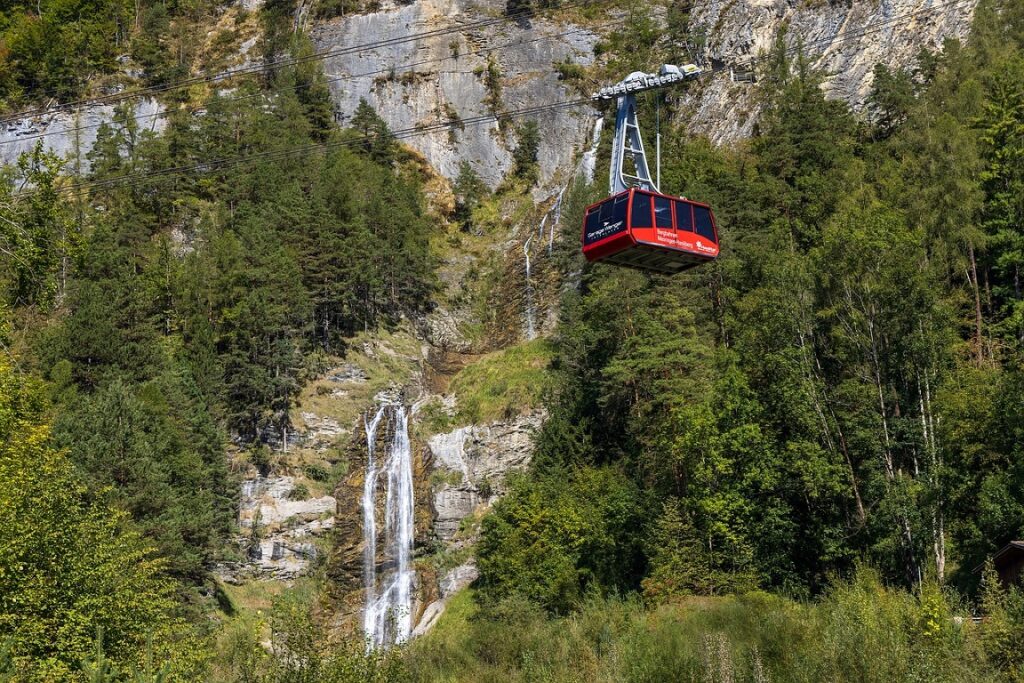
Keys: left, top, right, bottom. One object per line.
{"left": 404, "top": 574, "right": 994, "bottom": 683}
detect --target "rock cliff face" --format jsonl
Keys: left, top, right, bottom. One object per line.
{"left": 308, "top": 0, "right": 978, "bottom": 179}
{"left": 219, "top": 474, "right": 337, "bottom": 582}
{"left": 428, "top": 412, "right": 544, "bottom": 540}
{"left": 0, "top": 98, "right": 166, "bottom": 170}
{"left": 0, "top": 1, "right": 977, "bottom": 180}
{"left": 683, "top": 0, "right": 979, "bottom": 142}
{"left": 311, "top": 0, "right": 599, "bottom": 188}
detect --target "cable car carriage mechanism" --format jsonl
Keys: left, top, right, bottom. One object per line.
{"left": 582, "top": 64, "right": 720, "bottom": 274}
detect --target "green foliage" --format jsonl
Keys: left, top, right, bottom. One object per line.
{"left": 477, "top": 467, "right": 644, "bottom": 613}
{"left": 481, "top": 56, "right": 502, "bottom": 116}
{"left": 212, "top": 586, "right": 409, "bottom": 682}
{"left": 314, "top": 0, "right": 382, "bottom": 20}
{"left": 0, "top": 145, "right": 76, "bottom": 310}
{"left": 452, "top": 161, "right": 488, "bottom": 233}
{"left": 0, "top": 0, "right": 221, "bottom": 108}
{"left": 480, "top": 0, "right": 1024, "bottom": 620}
{"left": 553, "top": 58, "right": 584, "bottom": 82}
{"left": 1, "top": 43, "right": 438, "bottom": 678}
{"left": 349, "top": 98, "right": 396, "bottom": 163}
{"left": 446, "top": 338, "right": 553, "bottom": 425}
{"left": 511, "top": 120, "right": 539, "bottom": 183}
{"left": 407, "top": 570, "right": 999, "bottom": 683}
{"left": 0, "top": 360, "right": 206, "bottom": 681}
{"left": 286, "top": 482, "right": 310, "bottom": 501}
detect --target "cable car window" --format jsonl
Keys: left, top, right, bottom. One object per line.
{"left": 584, "top": 196, "right": 629, "bottom": 245}
{"left": 632, "top": 192, "right": 653, "bottom": 228}
{"left": 584, "top": 209, "right": 602, "bottom": 243}
{"left": 611, "top": 193, "right": 629, "bottom": 226}
{"left": 654, "top": 196, "right": 673, "bottom": 228}
{"left": 674, "top": 200, "right": 693, "bottom": 232}
{"left": 694, "top": 205, "right": 716, "bottom": 241}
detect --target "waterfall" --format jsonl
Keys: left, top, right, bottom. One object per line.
{"left": 521, "top": 114, "right": 603, "bottom": 340}
{"left": 523, "top": 235, "right": 536, "bottom": 340}
{"left": 548, "top": 188, "right": 564, "bottom": 255}
{"left": 362, "top": 404, "right": 415, "bottom": 648}
{"left": 361, "top": 406, "right": 385, "bottom": 643}
{"left": 581, "top": 115, "right": 604, "bottom": 186}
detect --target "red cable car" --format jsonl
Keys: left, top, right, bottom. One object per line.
{"left": 581, "top": 188, "right": 720, "bottom": 274}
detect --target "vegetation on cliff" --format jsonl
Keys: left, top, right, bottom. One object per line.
{"left": 0, "top": 0, "right": 1023, "bottom": 680}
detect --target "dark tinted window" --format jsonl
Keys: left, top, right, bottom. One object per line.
{"left": 674, "top": 200, "right": 693, "bottom": 232}
{"left": 611, "top": 193, "right": 628, "bottom": 225}
{"left": 632, "top": 192, "right": 653, "bottom": 228}
{"left": 585, "top": 208, "right": 601, "bottom": 239}
{"left": 694, "top": 206, "right": 716, "bottom": 242}
{"left": 654, "top": 196, "right": 672, "bottom": 228}
{"left": 584, "top": 195, "right": 629, "bottom": 245}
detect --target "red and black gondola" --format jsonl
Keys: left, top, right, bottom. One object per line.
{"left": 581, "top": 188, "right": 719, "bottom": 274}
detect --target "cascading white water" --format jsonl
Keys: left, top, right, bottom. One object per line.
{"left": 521, "top": 114, "right": 604, "bottom": 339}
{"left": 582, "top": 115, "right": 604, "bottom": 185}
{"left": 548, "top": 188, "right": 564, "bottom": 255}
{"left": 362, "top": 404, "right": 415, "bottom": 648}
{"left": 523, "top": 235, "right": 536, "bottom": 340}
{"left": 361, "top": 406, "right": 386, "bottom": 643}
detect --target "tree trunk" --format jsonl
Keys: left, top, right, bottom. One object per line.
{"left": 967, "top": 240, "right": 984, "bottom": 363}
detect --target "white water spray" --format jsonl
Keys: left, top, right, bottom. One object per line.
{"left": 582, "top": 115, "right": 604, "bottom": 185}
{"left": 521, "top": 114, "right": 604, "bottom": 338}
{"left": 361, "top": 406, "right": 385, "bottom": 642}
{"left": 524, "top": 235, "right": 536, "bottom": 340}
{"left": 362, "top": 404, "right": 415, "bottom": 648}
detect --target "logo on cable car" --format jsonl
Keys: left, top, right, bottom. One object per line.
{"left": 588, "top": 219, "right": 625, "bottom": 242}
{"left": 695, "top": 240, "right": 716, "bottom": 254}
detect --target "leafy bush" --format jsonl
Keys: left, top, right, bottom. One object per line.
{"left": 405, "top": 570, "right": 1003, "bottom": 683}
{"left": 476, "top": 467, "right": 644, "bottom": 613}
{"left": 287, "top": 482, "right": 310, "bottom": 501}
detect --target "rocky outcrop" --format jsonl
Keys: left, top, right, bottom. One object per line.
{"left": 0, "top": 98, "right": 166, "bottom": 170}
{"left": 219, "top": 474, "right": 336, "bottom": 581}
{"left": 311, "top": 0, "right": 599, "bottom": 188}
{"left": 428, "top": 412, "right": 544, "bottom": 540}
{"left": 683, "top": 0, "right": 979, "bottom": 143}
{"left": 411, "top": 559, "right": 478, "bottom": 637}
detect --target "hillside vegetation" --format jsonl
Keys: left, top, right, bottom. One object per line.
{"left": 0, "top": 0, "right": 1023, "bottom": 680}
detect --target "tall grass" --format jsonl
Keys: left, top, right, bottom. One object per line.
{"left": 403, "top": 569, "right": 1000, "bottom": 683}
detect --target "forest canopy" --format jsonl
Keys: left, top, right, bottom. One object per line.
{"left": 0, "top": 0, "right": 1023, "bottom": 680}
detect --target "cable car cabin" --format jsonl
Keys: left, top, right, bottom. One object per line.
{"left": 581, "top": 188, "right": 719, "bottom": 274}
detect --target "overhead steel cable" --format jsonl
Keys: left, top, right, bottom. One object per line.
{"left": 728, "top": 0, "right": 975, "bottom": 71}
{"left": 7, "top": 0, "right": 979, "bottom": 198}
{"left": 1, "top": 16, "right": 626, "bottom": 147}
{"left": 1, "top": 0, "right": 975, "bottom": 143}
{"left": 0, "top": 0, "right": 614, "bottom": 126}
{"left": 24, "top": 97, "right": 593, "bottom": 197}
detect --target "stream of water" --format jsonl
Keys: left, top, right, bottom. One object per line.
{"left": 362, "top": 404, "right": 415, "bottom": 648}
{"left": 521, "top": 115, "right": 605, "bottom": 338}
{"left": 523, "top": 235, "right": 537, "bottom": 340}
